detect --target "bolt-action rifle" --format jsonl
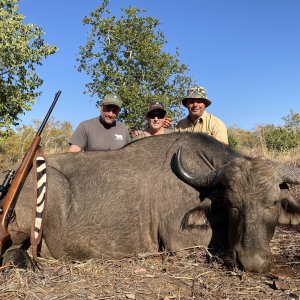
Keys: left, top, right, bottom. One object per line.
{"left": 0, "top": 90, "right": 61, "bottom": 256}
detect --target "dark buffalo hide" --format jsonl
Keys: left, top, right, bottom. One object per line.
{"left": 1, "top": 132, "right": 300, "bottom": 273}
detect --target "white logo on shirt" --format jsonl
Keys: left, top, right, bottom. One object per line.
{"left": 114, "top": 134, "right": 124, "bottom": 141}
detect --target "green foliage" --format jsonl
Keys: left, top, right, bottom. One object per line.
{"left": 263, "top": 125, "right": 299, "bottom": 152}
{"left": 77, "top": 1, "right": 192, "bottom": 130}
{"left": 253, "top": 111, "right": 300, "bottom": 153}
{"left": 229, "top": 113, "right": 300, "bottom": 154}
{"left": 0, "top": 0, "right": 57, "bottom": 128}
{"left": 282, "top": 110, "right": 300, "bottom": 129}
{"left": 228, "top": 134, "right": 238, "bottom": 149}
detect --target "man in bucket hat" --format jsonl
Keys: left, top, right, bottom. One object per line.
{"left": 176, "top": 85, "right": 228, "bottom": 144}
{"left": 68, "top": 93, "right": 131, "bottom": 151}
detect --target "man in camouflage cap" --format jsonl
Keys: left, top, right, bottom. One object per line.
{"left": 68, "top": 93, "right": 131, "bottom": 152}
{"left": 176, "top": 85, "right": 228, "bottom": 144}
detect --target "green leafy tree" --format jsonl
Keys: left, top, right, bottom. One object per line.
{"left": 282, "top": 110, "right": 300, "bottom": 129}
{"left": 0, "top": 0, "right": 57, "bottom": 128}
{"left": 262, "top": 125, "right": 298, "bottom": 152}
{"left": 77, "top": 1, "right": 192, "bottom": 129}
{"left": 255, "top": 111, "right": 300, "bottom": 153}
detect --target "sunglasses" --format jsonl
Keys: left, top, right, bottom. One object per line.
{"left": 147, "top": 111, "right": 166, "bottom": 119}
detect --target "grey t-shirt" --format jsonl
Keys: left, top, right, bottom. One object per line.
{"left": 70, "top": 117, "right": 131, "bottom": 151}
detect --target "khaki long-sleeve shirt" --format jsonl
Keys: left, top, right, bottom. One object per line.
{"left": 176, "top": 111, "right": 228, "bottom": 144}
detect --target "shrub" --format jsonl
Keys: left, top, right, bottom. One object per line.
{"left": 264, "top": 126, "right": 298, "bottom": 152}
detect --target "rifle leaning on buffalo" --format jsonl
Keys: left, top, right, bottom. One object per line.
{"left": 0, "top": 90, "right": 61, "bottom": 256}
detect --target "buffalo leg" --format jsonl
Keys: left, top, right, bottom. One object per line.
{"left": 1, "top": 219, "right": 33, "bottom": 269}
{"left": 2, "top": 247, "right": 33, "bottom": 269}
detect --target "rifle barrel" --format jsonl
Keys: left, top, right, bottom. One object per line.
{"left": 36, "top": 90, "right": 62, "bottom": 136}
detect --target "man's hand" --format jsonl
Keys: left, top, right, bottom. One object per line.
{"left": 163, "top": 116, "right": 172, "bottom": 128}
{"left": 132, "top": 130, "right": 144, "bottom": 137}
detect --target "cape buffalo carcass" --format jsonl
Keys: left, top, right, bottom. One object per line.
{"left": 1, "top": 132, "right": 300, "bottom": 273}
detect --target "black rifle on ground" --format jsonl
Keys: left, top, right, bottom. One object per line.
{"left": 0, "top": 170, "right": 16, "bottom": 213}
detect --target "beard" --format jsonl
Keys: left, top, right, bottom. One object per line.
{"left": 100, "top": 115, "right": 117, "bottom": 126}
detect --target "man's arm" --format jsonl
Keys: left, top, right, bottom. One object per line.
{"left": 68, "top": 122, "right": 87, "bottom": 152}
{"left": 213, "top": 121, "right": 228, "bottom": 145}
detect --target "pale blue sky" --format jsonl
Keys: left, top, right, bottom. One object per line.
{"left": 18, "top": 0, "right": 300, "bottom": 131}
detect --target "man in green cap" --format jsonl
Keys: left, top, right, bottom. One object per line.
{"left": 176, "top": 86, "right": 228, "bottom": 144}
{"left": 68, "top": 93, "right": 131, "bottom": 152}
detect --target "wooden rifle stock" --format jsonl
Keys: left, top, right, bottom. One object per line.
{"left": 0, "top": 136, "right": 41, "bottom": 254}
{"left": 0, "top": 90, "right": 61, "bottom": 255}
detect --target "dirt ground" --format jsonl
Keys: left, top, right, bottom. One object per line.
{"left": 0, "top": 224, "right": 299, "bottom": 300}
{"left": 1, "top": 185, "right": 300, "bottom": 300}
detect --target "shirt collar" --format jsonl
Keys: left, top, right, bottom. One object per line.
{"left": 188, "top": 110, "right": 207, "bottom": 124}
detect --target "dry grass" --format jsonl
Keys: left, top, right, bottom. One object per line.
{"left": 239, "top": 145, "right": 300, "bottom": 167}
{"left": 0, "top": 224, "right": 299, "bottom": 300}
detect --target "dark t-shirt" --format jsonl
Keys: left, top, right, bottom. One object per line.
{"left": 70, "top": 117, "right": 131, "bottom": 151}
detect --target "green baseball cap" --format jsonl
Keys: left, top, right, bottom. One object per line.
{"left": 102, "top": 93, "right": 123, "bottom": 108}
{"left": 182, "top": 86, "right": 212, "bottom": 108}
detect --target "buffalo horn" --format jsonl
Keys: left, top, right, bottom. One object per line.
{"left": 174, "top": 144, "right": 222, "bottom": 187}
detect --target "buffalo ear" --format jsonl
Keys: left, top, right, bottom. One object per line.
{"left": 181, "top": 198, "right": 211, "bottom": 229}
{"left": 186, "top": 208, "right": 208, "bottom": 226}
{"left": 278, "top": 184, "right": 300, "bottom": 225}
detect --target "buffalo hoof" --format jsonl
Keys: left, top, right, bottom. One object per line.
{"left": 2, "top": 249, "right": 33, "bottom": 270}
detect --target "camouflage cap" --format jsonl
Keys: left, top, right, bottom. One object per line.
{"left": 182, "top": 86, "right": 212, "bottom": 107}
{"left": 102, "top": 93, "right": 123, "bottom": 109}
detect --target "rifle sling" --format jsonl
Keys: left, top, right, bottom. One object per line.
{"left": 30, "top": 150, "right": 48, "bottom": 264}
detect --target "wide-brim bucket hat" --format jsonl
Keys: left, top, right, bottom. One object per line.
{"left": 182, "top": 86, "right": 212, "bottom": 107}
